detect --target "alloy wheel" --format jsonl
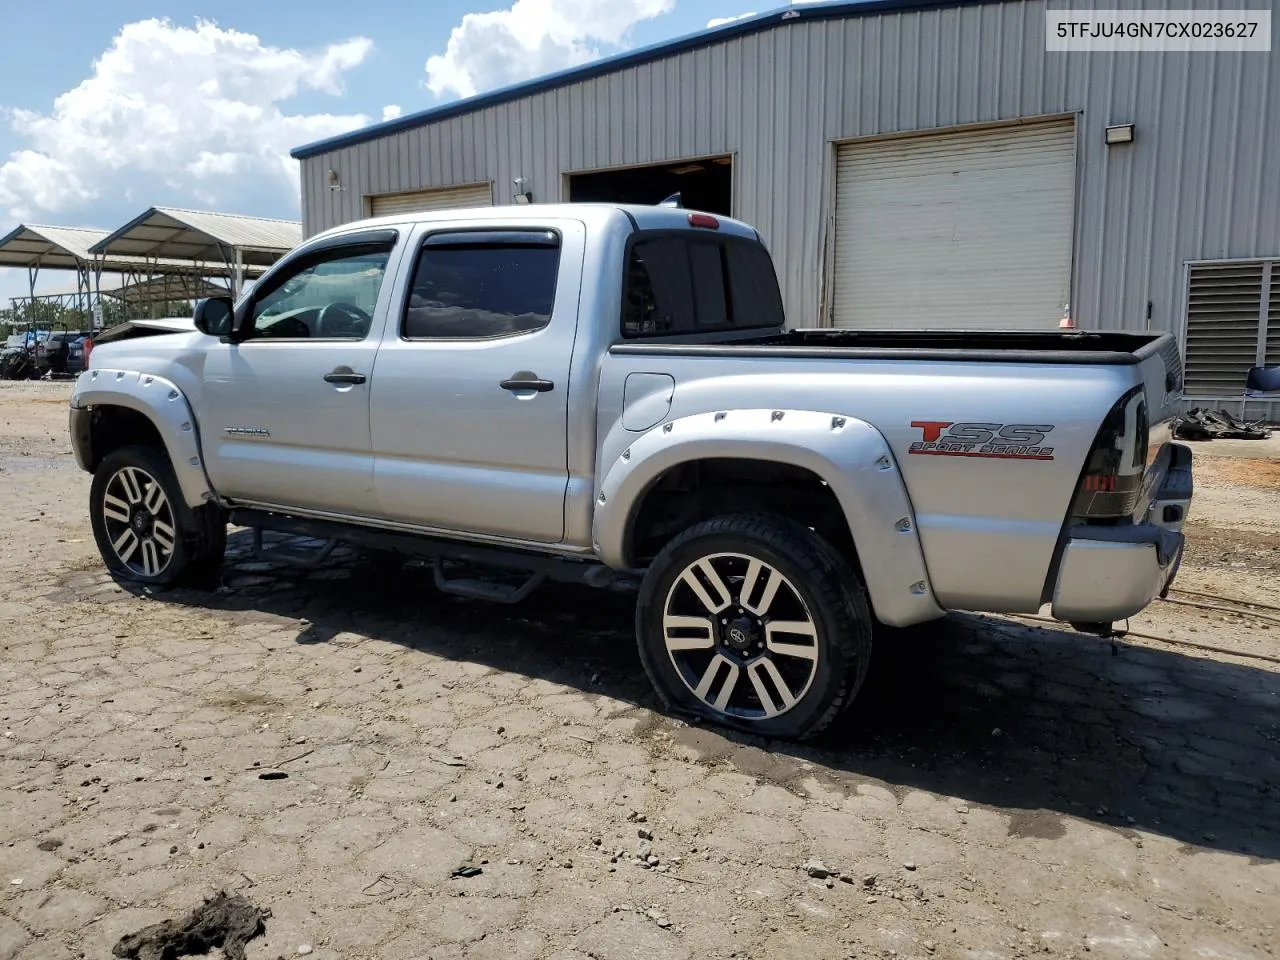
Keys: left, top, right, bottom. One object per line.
{"left": 661, "top": 552, "right": 819, "bottom": 720}
{"left": 100, "top": 465, "right": 177, "bottom": 578}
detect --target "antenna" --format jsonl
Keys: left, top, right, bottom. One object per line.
{"left": 658, "top": 192, "right": 683, "bottom": 208}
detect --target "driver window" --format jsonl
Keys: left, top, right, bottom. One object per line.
{"left": 249, "top": 248, "right": 391, "bottom": 340}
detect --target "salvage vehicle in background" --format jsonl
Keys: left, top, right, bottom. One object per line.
{"left": 38, "top": 330, "right": 89, "bottom": 375}
{"left": 66, "top": 204, "right": 1193, "bottom": 740}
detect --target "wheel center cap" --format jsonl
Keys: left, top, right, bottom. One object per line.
{"left": 131, "top": 510, "right": 151, "bottom": 534}
{"left": 723, "top": 617, "right": 758, "bottom": 652}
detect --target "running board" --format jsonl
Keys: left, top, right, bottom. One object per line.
{"left": 250, "top": 528, "right": 337, "bottom": 568}
{"left": 229, "top": 507, "right": 639, "bottom": 592}
{"left": 433, "top": 559, "right": 546, "bottom": 603}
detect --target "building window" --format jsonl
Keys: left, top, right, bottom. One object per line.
{"left": 1183, "top": 259, "right": 1280, "bottom": 397}
{"left": 403, "top": 231, "right": 561, "bottom": 339}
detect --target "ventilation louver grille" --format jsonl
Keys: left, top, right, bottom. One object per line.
{"left": 1183, "top": 262, "right": 1265, "bottom": 397}
{"left": 1268, "top": 274, "right": 1280, "bottom": 367}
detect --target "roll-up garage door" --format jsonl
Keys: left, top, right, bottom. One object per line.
{"left": 369, "top": 183, "right": 493, "bottom": 217}
{"left": 830, "top": 121, "right": 1075, "bottom": 329}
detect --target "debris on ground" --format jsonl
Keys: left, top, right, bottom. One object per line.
{"left": 805, "top": 858, "right": 832, "bottom": 879}
{"left": 450, "top": 864, "right": 483, "bottom": 878}
{"left": 112, "top": 891, "right": 268, "bottom": 960}
{"left": 1174, "top": 408, "right": 1272, "bottom": 441}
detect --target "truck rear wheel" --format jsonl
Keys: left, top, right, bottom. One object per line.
{"left": 635, "top": 514, "right": 873, "bottom": 741}
{"left": 89, "top": 445, "right": 226, "bottom": 587}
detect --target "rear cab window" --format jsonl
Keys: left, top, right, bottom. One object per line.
{"left": 622, "top": 233, "right": 783, "bottom": 338}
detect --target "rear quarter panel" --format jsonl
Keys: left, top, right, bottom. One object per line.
{"left": 598, "top": 352, "right": 1143, "bottom": 613}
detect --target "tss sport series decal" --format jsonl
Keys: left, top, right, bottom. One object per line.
{"left": 909, "top": 421, "right": 1056, "bottom": 460}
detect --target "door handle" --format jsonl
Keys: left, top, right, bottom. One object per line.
{"left": 500, "top": 372, "right": 554, "bottom": 393}
{"left": 324, "top": 371, "right": 366, "bottom": 385}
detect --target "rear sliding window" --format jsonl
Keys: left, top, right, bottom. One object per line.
{"left": 622, "top": 235, "right": 783, "bottom": 338}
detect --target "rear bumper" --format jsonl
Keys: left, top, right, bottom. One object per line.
{"left": 1050, "top": 525, "right": 1183, "bottom": 622}
{"left": 1050, "top": 442, "right": 1191, "bottom": 624}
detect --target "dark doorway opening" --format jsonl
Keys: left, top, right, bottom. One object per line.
{"left": 568, "top": 156, "right": 733, "bottom": 215}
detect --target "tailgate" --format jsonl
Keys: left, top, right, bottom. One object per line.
{"left": 1119, "top": 333, "right": 1187, "bottom": 523}
{"left": 1134, "top": 333, "right": 1184, "bottom": 430}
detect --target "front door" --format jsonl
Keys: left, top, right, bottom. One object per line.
{"left": 368, "top": 220, "right": 584, "bottom": 542}
{"left": 199, "top": 234, "right": 402, "bottom": 516}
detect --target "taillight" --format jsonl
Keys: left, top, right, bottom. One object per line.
{"left": 1070, "top": 386, "right": 1148, "bottom": 522}
{"left": 83, "top": 338, "right": 94, "bottom": 367}
{"left": 687, "top": 213, "right": 720, "bottom": 230}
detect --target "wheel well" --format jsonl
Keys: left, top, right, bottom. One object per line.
{"left": 88, "top": 406, "right": 166, "bottom": 471}
{"left": 626, "top": 458, "right": 861, "bottom": 573}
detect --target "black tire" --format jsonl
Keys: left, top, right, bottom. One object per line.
{"left": 89, "top": 444, "right": 226, "bottom": 587}
{"left": 635, "top": 513, "right": 873, "bottom": 741}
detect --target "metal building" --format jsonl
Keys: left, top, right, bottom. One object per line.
{"left": 291, "top": 0, "right": 1280, "bottom": 407}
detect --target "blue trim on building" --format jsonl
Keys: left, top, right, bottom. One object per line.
{"left": 290, "top": 0, "right": 998, "bottom": 160}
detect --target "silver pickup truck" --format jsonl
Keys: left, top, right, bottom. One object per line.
{"left": 69, "top": 203, "right": 1192, "bottom": 739}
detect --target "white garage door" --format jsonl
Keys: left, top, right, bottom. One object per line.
{"left": 369, "top": 183, "right": 492, "bottom": 217}
{"left": 831, "top": 121, "right": 1075, "bottom": 330}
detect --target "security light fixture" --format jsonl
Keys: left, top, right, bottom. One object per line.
{"left": 513, "top": 177, "right": 533, "bottom": 204}
{"left": 1105, "top": 124, "right": 1135, "bottom": 145}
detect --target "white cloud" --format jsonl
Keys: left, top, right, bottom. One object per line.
{"left": 425, "top": 0, "right": 676, "bottom": 100}
{"left": 0, "top": 18, "right": 374, "bottom": 220}
{"left": 382, "top": 104, "right": 403, "bottom": 121}
{"left": 707, "top": 12, "right": 756, "bottom": 28}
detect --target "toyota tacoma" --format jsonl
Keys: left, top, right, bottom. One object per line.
{"left": 69, "top": 203, "right": 1192, "bottom": 739}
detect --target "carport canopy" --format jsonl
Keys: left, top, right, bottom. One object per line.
{"left": 88, "top": 207, "right": 301, "bottom": 271}
{"left": 0, "top": 224, "right": 110, "bottom": 271}
{"left": 99, "top": 274, "right": 230, "bottom": 304}
{"left": 0, "top": 223, "right": 270, "bottom": 279}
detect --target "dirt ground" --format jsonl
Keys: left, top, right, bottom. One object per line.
{"left": 1, "top": 380, "right": 1277, "bottom": 960}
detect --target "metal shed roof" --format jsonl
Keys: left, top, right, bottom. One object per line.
{"left": 99, "top": 274, "right": 231, "bottom": 304}
{"left": 0, "top": 222, "right": 273, "bottom": 278}
{"left": 0, "top": 224, "right": 111, "bottom": 269}
{"left": 88, "top": 207, "right": 301, "bottom": 268}
{"left": 290, "top": 0, "right": 991, "bottom": 160}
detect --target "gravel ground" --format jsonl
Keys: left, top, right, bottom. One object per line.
{"left": 1, "top": 380, "right": 1278, "bottom": 960}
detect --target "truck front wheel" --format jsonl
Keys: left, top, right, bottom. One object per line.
{"left": 89, "top": 445, "right": 226, "bottom": 587}
{"left": 635, "top": 514, "right": 873, "bottom": 741}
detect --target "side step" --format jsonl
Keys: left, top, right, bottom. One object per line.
{"left": 229, "top": 507, "right": 639, "bottom": 593}
{"left": 433, "top": 559, "right": 546, "bottom": 604}
{"left": 250, "top": 528, "right": 338, "bottom": 568}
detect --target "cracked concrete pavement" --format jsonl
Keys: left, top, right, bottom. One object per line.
{"left": 1, "top": 381, "right": 1278, "bottom": 960}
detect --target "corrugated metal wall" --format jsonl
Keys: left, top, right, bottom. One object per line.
{"left": 299, "top": 0, "right": 1280, "bottom": 335}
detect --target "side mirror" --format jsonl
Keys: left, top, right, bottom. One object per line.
{"left": 193, "top": 296, "right": 235, "bottom": 338}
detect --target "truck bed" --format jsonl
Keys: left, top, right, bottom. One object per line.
{"left": 612, "top": 329, "right": 1173, "bottom": 366}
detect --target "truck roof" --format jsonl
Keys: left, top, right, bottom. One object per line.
{"left": 310, "top": 203, "right": 762, "bottom": 244}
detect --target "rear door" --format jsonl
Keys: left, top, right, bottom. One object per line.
{"left": 368, "top": 219, "right": 585, "bottom": 542}
{"left": 199, "top": 230, "right": 404, "bottom": 516}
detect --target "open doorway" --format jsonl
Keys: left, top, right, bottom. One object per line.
{"left": 568, "top": 155, "right": 733, "bottom": 215}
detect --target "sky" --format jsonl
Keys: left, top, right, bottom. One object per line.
{"left": 0, "top": 0, "right": 788, "bottom": 302}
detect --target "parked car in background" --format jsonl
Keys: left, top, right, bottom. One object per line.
{"left": 66, "top": 335, "right": 91, "bottom": 374}
{"left": 18, "top": 330, "right": 51, "bottom": 353}
{"left": 38, "top": 330, "right": 89, "bottom": 374}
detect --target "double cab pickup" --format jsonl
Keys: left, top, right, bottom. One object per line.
{"left": 70, "top": 203, "right": 1192, "bottom": 739}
